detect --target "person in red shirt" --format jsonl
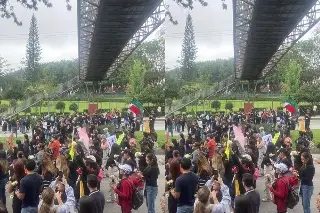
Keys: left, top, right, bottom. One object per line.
{"left": 268, "top": 163, "right": 298, "bottom": 213}
{"left": 206, "top": 134, "right": 216, "bottom": 167}
{"left": 112, "top": 164, "right": 143, "bottom": 213}
{"left": 49, "top": 136, "right": 61, "bottom": 159}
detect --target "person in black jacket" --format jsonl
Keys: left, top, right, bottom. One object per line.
{"left": 234, "top": 173, "right": 260, "bottom": 213}
{"left": 143, "top": 153, "right": 160, "bottom": 213}
{"left": 87, "top": 174, "right": 105, "bottom": 213}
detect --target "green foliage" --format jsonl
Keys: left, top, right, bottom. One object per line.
{"left": 211, "top": 100, "right": 221, "bottom": 111}
{"left": 23, "top": 107, "right": 31, "bottom": 114}
{"left": 225, "top": 102, "right": 233, "bottom": 111}
{"left": 69, "top": 103, "right": 79, "bottom": 112}
{"left": 126, "top": 60, "right": 147, "bottom": 101}
{"left": 25, "top": 14, "right": 41, "bottom": 82}
{"left": 295, "top": 83, "right": 320, "bottom": 104}
{"left": 283, "top": 60, "right": 302, "bottom": 95}
{"left": 180, "top": 83, "right": 203, "bottom": 96}
{"left": 180, "top": 14, "right": 197, "bottom": 81}
{"left": 0, "top": 104, "right": 9, "bottom": 113}
{"left": 3, "top": 89, "right": 24, "bottom": 100}
{"left": 55, "top": 101, "right": 65, "bottom": 113}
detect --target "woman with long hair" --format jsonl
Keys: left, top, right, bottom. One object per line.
{"left": 38, "top": 188, "right": 57, "bottom": 213}
{"left": 143, "top": 153, "right": 160, "bottom": 213}
{"left": 196, "top": 154, "right": 213, "bottom": 187}
{"left": 165, "top": 159, "right": 181, "bottom": 213}
{"left": 7, "top": 160, "right": 26, "bottom": 213}
{"left": 0, "top": 150, "right": 8, "bottom": 206}
{"left": 298, "top": 152, "right": 315, "bottom": 213}
{"left": 194, "top": 186, "right": 211, "bottom": 213}
{"left": 56, "top": 155, "right": 70, "bottom": 181}
{"left": 40, "top": 153, "right": 57, "bottom": 190}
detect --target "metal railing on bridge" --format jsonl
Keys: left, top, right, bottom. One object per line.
{"left": 165, "top": 75, "right": 236, "bottom": 116}
{"left": 1, "top": 77, "right": 81, "bottom": 118}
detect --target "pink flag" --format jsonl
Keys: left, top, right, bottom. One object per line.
{"left": 78, "top": 127, "right": 90, "bottom": 150}
{"left": 233, "top": 125, "right": 245, "bottom": 150}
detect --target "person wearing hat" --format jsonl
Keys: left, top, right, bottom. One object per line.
{"left": 268, "top": 163, "right": 298, "bottom": 213}
{"left": 112, "top": 164, "right": 143, "bottom": 213}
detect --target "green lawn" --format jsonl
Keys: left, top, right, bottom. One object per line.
{"left": 0, "top": 100, "right": 157, "bottom": 114}
{"left": 182, "top": 100, "right": 310, "bottom": 112}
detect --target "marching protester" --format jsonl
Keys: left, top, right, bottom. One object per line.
{"left": 0, "top": 109, "right": 160, "bottom": 213}
{"left": 163, "top": 108, "right": 318, "bottom": 213}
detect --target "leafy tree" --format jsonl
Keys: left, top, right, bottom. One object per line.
{"left": 23, "top": 107, "right": 31, "bottom": 115}
{"left": 1, "top": 0, "right": 71, "bottom": 25}
{"left": 126, "top": 60, "right": 147, "bottom": 101}
{"left": 25, "top": 14, "right": 42, "bottom": 82}
{"left": 211, "top": 100, "right": 221, "bottom": 111}
{"left": 0, "top": 104, "right": 9, "bottom": 113}
{"left": 69, "top": 103, "right": 79, "bottom": 112}
{"left": 180, "top": 14, "right": 197, "bottom": 81}
{"left": 166, "top": 98, "right": 173, "bottom": 110}
{"left": 9, "top": 99, "right": 17, "bottom": 113}
{"left": 283, "top": 60, "right": 301, "bottom": 95}
{"left": 4, "top": 89, "right": 24, "bottom": 100}
{"left": 165, "top": 73, "right": 181, "bottom": 99}
{"left": 225, "top": 102, "right": 233, "bottom": 111}
{"left": 0, "top": 56, "right": 8, "bottom": 91}
{"left": 55, "top": 101, "right": 65, "bottom": 113}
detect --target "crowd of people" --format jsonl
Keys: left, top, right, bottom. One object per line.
{"left": 163, "top": 110, "right": 319, "bottom": 213}
{"left": 0, "top": 111, "right": 160, "bottom": 213}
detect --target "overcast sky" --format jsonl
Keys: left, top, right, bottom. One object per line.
{"left": 165, "top": 0, "right": 317, "bottom": 71}
{"left": 165, "top": 0, "right": 234, "bottom": 70}
{"left": 0, "top": 0, "right": 158, "bottom": 70}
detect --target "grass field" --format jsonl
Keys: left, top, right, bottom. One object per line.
{"left": 0, "top": 100, "right": 157, "bottom": 114}
{"left": 183, "top": 100, "right": 311, "bottom": 112}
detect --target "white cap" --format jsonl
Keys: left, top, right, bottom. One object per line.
{"left": 86, "top": 155, "right": 96, "bottom": 163}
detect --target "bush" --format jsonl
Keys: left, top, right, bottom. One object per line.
{"left": 225, "top": 102, "right": 234, "bottom": 111}
{"left": 69, "top": 103, "right": 79, "bottom": 112}
{"left": 55, "top": 101, "right": 66, "bottom": 113}
{"left": 211, "top": 100, "right": 221, "bottom": 111}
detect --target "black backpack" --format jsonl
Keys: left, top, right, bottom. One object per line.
{"left": 127, "top": 179, "right": 144, "bottom": 210}
{"left": 280, "top": 178, "right": 299, "bottom": 209}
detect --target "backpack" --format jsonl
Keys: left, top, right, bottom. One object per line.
{"left": 280, "top": 178, "right": 299, "bottom": 209}
{"left": 127, "top": 179, "right": 144, "bottom": 210}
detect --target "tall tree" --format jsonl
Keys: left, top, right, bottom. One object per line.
{"left": 283, "top": 60, "right": 302, "bottom": 95}
{"left": 0, "top": 56, "right": 8, "bottom": 91}
{"left": 167, "top": 0, "right": 227, "bottom": 25}
{"left": 126, "top": 60, "right": 147, "bottom": 101}
{"left": 25, "top": 14, "right": 42, "bottom": 83}
{"left": 180, "top": 14, "right": 197, "bottom": 81}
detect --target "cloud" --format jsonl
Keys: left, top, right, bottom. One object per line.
{"left": 0, "top": 0, "right": 78, "bottom": 70}
{"left": 165, "top": 0, "right": 234, "bottom": 69}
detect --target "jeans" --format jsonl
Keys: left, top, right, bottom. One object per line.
{"left": 0, "top": 179, "right": 6, "bottom": 205}
{"left": 21, "top": 207, "right": 38, "bottom": 213}
{"left": 146, "top": 185, "right": 158, "bottom": 213}
{"left": 176, "top": 205, "right": 193, "bottom": 213}
{"left": 301, "top": 184, "right": 314, "bottom": 213}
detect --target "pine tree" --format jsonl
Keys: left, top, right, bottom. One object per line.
{"left": 180, "top": 13, "right": 197, "bottom": 81}
{"left": 25, "top": 14, "right": 41, "bottom": 82}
